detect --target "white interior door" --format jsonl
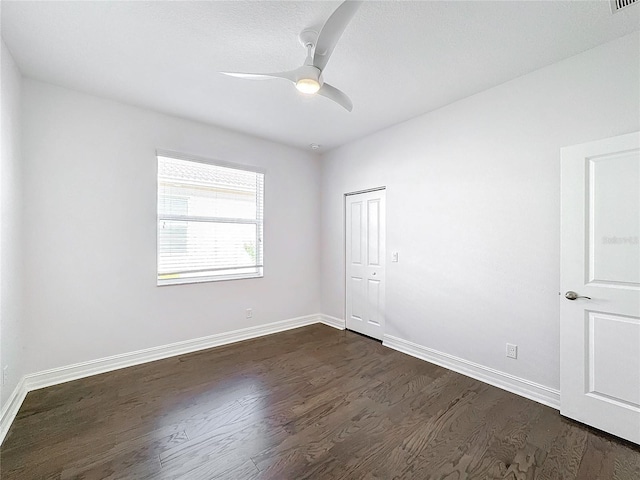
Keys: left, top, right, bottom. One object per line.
{"left": 560, "top": 131, "right": 640, "bottom": 444}
{"left": 345, "top": 189, "right": 386, "bottom": 340}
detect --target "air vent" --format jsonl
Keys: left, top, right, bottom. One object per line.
{"left": 610, "top": 0, "right": 638, "bottom": 13}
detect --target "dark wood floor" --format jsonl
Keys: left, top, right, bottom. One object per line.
{"left": 1, "top": 324, "right": 639, "bottom": 479}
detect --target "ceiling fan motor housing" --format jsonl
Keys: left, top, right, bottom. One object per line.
{"left": 296, "top": 65, "right": 322, "bottom": 84}
{"left": 295, "top": 65, "right": 323, "bottom": 94}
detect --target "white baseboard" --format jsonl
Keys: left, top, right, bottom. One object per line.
{"left": 0, "top": 377, "right": 28, "bottom": 446}
{"left": 0, "top": 313, "right": 324, "bottom": 445}
{"left": 319, "top": 314, "right": 345, "bottom": 330}
{"left": 25, "top": 314, "right": 323, "bottom": 392}
{"left": 383, "top": 334, "right": 560, "bottom": 410}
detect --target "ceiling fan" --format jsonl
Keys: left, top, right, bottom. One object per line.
{"left": 220, "top": 1, "right": 363, "bottom": 112}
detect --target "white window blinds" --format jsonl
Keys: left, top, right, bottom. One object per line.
{"left": 157, "top": 154, "right": 264, "bottom": 285}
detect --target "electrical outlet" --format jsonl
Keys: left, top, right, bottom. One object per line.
{"left": 246, "top": 308, "right": 253, "bottom": 319}
{"left": 2, "top": 366, "right": 8, "bottom": 386}
{"left": 392, "top": 252, "right": 399, "bottom": 263}
{"left": 506, "top": 343, "right": 518, "bottom": 359}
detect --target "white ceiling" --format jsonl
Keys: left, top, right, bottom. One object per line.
{"left": 2, "top": 1, "right": 639, "bottom": 151}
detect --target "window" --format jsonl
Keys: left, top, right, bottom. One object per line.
{"left": 157, "top": 153, "right": 264, "bottom": 285}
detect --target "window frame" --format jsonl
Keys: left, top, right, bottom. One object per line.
{"left": 156, "top": 150, "right": 265, "bottom": 286}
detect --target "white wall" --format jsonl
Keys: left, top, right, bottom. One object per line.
{"left": 22, "top": 80, "right": 321, "bottom": 374}
{"left": 1, "top": 40, "right": 24, "bottom": 407}
{"left": 320, "top": 32, "right": 640, "bottom": 391}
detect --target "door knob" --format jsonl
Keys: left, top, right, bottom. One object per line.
{"left": 565, "top": 291, "right": 591, "bottom": 300}
{"left": 372, "top": 272, "right": 377, "bottom": 276}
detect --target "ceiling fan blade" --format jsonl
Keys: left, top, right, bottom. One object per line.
{"left": 318, "top": 83, "right": 353, "bottom": 112}
{"left": 220, "top": 71, "right": 296, "bottom": 82}
{"left": 313, "top": 1, "right": 363, "bottom": 72}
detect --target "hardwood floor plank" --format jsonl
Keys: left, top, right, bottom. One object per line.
{"left": 158, "top": 417, "right": 289, "bottom": 478}
{"left": 534, "top": 423, "right": 588, "bottom": 480}
{"left": 172, "top": 455, "right": 259, "bottom": 480}
{"left": 251, "top": 396, "right": 376, "bottom": 473}
{"left": 59, "top": 429, "right": 188, "bottom": 480}
{"left": 2, "top": 325, "right": 638, "bottom": 480}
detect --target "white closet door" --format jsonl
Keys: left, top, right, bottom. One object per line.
{"left": 345, "top": 189, "right": 386, "bottom": 340}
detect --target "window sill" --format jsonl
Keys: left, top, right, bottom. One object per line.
{"left": 157, "top": 272, "right": 263, "bottom": 286}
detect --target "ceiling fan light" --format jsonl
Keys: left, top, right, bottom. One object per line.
{"left": 295, "top": 78, "right": 320, "bottom": 94}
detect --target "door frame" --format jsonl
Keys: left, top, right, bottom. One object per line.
{"left": 344, "top": 186, "right": 387, "bottom": 337}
